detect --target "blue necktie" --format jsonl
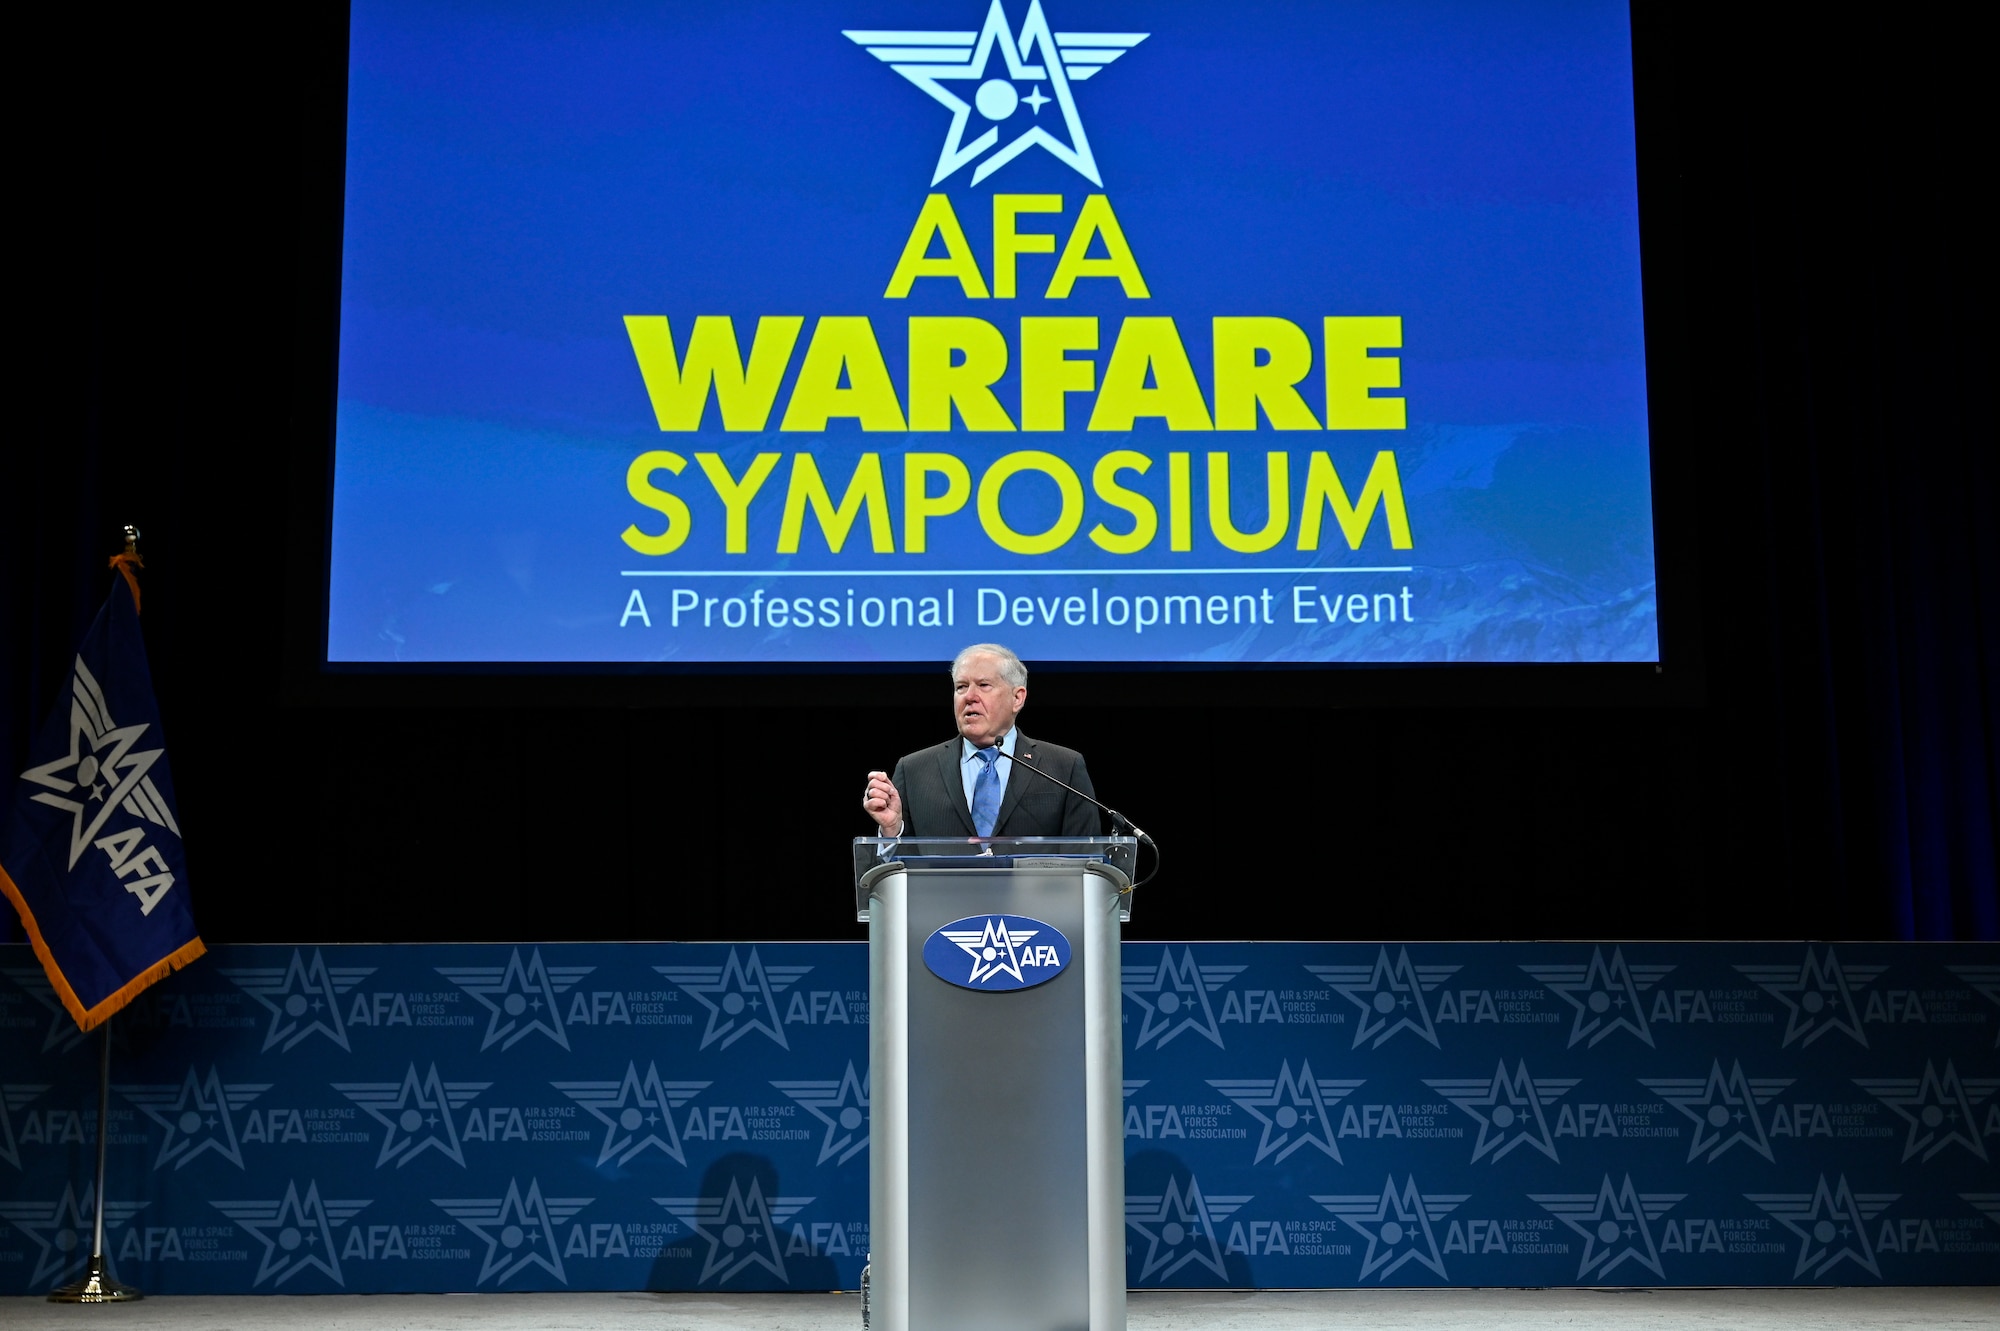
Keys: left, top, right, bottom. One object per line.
{"left": 970, "top": 747, "right": 1003, "bottom": 837}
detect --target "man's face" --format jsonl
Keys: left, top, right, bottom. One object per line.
{"left": 953, "top": 654, "right": 1025, "bottom": 747}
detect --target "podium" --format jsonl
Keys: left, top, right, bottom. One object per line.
{"left": 855, "top": 838, "right": 1136, "bottom": 1331}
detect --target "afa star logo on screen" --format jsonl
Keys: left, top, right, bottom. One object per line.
{"left": 1736, "top": 947, "right": 1886, "bottom": 1049}
{"left": 1639, "top": 1060, "right": 1792, "bottom": 1165}
{"left": 1745, "top": 1175, "right": 1895, "bottom": 1279}
{"left": 846, "top": 0, "right": 1145, "bottom": 186}
{"left": 1521, "top": 947, "right": 1674, "bottom": 1050}
{"left": 211, "top": 1179, "right": 370, "bottom": 1288}
{"left": 655, "top": 1177, "right": 815, "bottom": 1286}
{"left": 115, "top": 1065, "right": 269, "bottom": 1171}
{"left": 1315, "top": 1176, "right": 1465, "bottom": 1283}
{"left": 1206, "top": 1059, "right": 1363, "bottom": 1166}
{"left": 1852, "top": 1060, "right": 1999, "bottom": 1164}
{"left": 436, "top": 948, "right": 595, "bottom": 1053}
{"left": 655, "top": 948, "right": 814, "bottom": 1051}
{"left": 771, "top": 1061, "right": 871, "bottom": 1167}
{"left": 1309, "top": 947, "right": 1460, "bottom": 1051}
{"left": 433, "top": 1178, "right": 590, "bottom": 1287}
{"left": 551, "top": 1062, "right": 711, "bottom": 1169}
{"left": 1123, "top": 948, "right": 1245, "bottom": 1050}
{"left": 332, "top": 1063, "right": 490, "bottom": 1169}
{"left": 218, "top": 948, "right": 375, "bottom": 1055}
{"left": 1424, "top": 1060, "right": 1579, "bottom": 1165}
{"left": 1529, "top": 1174, "right": 1683, "bottom": 1282}
{"left": 1124, "top": 1172, "right": 1248, "bottom": 1283}
{"left": 0, "top": 1184, "right": 147, "bottom": 1287}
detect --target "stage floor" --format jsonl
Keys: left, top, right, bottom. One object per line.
{"left": 4, "top": 1288, "right": 1996, "bottom": 1329}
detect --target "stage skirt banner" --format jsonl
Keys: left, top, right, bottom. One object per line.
{"left": 1, "top": 941, "right": 1995, "bottom": 1293}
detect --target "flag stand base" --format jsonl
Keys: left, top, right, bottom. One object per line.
{"left": 49, "top": 1256, "right": 142, "bottom": 1303}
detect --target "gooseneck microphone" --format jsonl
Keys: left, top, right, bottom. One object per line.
{"left": 1003, "top": 748, "right": 1155, "bottom": 847}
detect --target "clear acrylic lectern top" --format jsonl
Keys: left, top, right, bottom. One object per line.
{"left": 852, "top": 836, "right": 1138, "bottom": 922}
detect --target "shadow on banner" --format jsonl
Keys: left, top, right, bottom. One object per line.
{"left": 647, "top": 1152, "right": 842, "bottom": 1292}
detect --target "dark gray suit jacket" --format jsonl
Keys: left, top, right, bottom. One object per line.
{"left": 889, "top": 732, "right": 1102, "bottom": 838}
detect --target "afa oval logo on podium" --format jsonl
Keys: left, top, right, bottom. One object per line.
{"left": 923, "top": 915, "right": 1072, "bottom": 991}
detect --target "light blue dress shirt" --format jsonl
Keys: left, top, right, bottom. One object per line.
{"left": 960, "top": 729, "right": 1019, "bottom": 814}
{"left": 880, "top": 729, "right": 1019, "bottom": 840}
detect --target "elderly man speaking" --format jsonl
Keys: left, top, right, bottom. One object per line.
{"left": 863, "top": 643, "right": 1102, "bottom": 839}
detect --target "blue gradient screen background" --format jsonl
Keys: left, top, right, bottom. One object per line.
{"left": 328, "top": 0, "right": 1657, "bottom": 665}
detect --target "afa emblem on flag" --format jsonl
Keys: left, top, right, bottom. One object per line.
{"left": 0, "top": 556, "right": 203, "bottom": 1030}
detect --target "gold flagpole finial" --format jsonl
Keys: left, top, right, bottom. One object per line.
{"left": 110, "top": 525, "right": 145, "bottom": 611}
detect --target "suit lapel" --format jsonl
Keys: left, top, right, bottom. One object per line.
{"left": 933, "top": 738, "right": 976, "bottom": 835}
{"left": 992, "top": 730, "right": 1035, "bottom": 834}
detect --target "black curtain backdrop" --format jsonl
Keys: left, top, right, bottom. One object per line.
{"left": 4, "top": 3, "right": 1992, "bottom": 946}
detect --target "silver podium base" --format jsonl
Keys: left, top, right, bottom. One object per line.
{"left": 866, "top": 856, "right": 1128, "bottom": 1331}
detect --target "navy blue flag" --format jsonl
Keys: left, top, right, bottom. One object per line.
{"left": 0, "top": 559, "right": 203, "bottom": 1029}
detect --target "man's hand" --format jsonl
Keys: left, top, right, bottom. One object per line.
{"left": 863, "top": 771, "right": 903, "bottom": 834}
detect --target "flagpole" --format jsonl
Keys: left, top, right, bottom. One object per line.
{"left": 47, "top": 523, "right": 145, "bottom": 1300}
{"left": 45, "top": 940, "right": 142, "bottom": 1302}
{"left": 9, "top": 520, "right": 188, "bottom": 1303}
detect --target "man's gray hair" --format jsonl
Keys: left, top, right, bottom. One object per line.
{"left": 951, "top": 643, "right": 1027, "bottom": 689}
